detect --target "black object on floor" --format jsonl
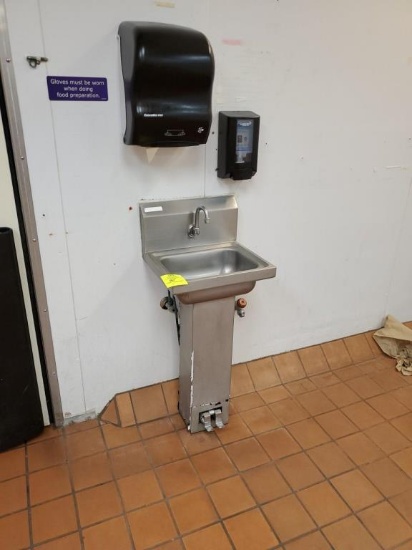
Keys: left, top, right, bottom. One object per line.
{"left": 0, "top": 227, "right": 43, "bottom": 451}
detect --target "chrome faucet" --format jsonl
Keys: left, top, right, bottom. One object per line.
{"left": 188, "top": 206, "right": 210, "bottom": 238}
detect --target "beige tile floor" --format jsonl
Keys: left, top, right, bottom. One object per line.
{"left": 2, "top": 328, "right": 412, "bottom": 549}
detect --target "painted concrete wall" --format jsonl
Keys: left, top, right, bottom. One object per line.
{"left": 4, "top": 0, "right": 412, "bottom": 419}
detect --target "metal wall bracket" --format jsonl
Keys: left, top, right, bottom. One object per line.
{"left": 26, "top": 56, "right": 48, "bottom": 69}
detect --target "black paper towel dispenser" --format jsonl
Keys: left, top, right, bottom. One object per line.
{"left": 118, "top": 22, "right": 214, "bottom": 147}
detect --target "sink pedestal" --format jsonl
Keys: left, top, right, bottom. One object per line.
{"left": 178, "top": 297, "right": 234, "bottom": 433}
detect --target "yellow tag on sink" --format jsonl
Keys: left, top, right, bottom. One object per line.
{"left": 160, "top": 274, "right": 189, "bottom": 288}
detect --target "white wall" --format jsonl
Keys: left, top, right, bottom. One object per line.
{"left": 4, "top": 0, "right": 412, "bottom": 419}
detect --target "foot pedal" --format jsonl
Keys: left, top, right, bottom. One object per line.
{"left": 200, "top": 411, "right": 214, "bottom": 432}
{"left": 200, "top": 408, "right": 224, "bottom": 431}
{"left": 214, "top": 409, "right": 224, "bottom": 429}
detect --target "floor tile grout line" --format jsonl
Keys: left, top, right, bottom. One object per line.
{"left": 98, "top": 420, "right": 137, "bottom": 550}
{"left": 217, "top": 519, "right": 237, "bottom": 549}
{"left": 126, "top": 389, "right": 139, "bottom": 428}
{"left": 262, "top": 470, "right": 389, "bottom": 549}
{"left": 24, "top": 442, "right": 34, "bottom": 550}
{"left": 214, "top": 422, "right": 303, "bottom": 546}
{"left": 352, "top": 501, "right": 393, "bottom": 550}
{"left": 142, "top": 422, "right": 261, "bottom": 546}
{"left": 26, "top": 481, "right": 83, "bottom": 544}
{"left": 126, "top": 426, "right": 248, "bottom": 545}
{"left": 297, "top": 344, "right": 331, "bottom": 379}
{"left": 111, "top": 418, "right": 233, "bottom": 540}
{"left": 160, "top": 380, "right": 178, "bottom": 419}
{"left": 238, "top": 389, "right": 412, "bottom": 545}
{"left": 27, "top": 469, "right": 78, "bottom": 511}
{"left": 258, "top": 478, "right": 359, "bottom": 547}
{"left": 26, "top": 430, "right": 61, "bottom": 447}
{"left": 327, "top": 463, "right": 412, "bottom": 536}
{"left": 62, "top": 426, "right": 85, "bottom": 550}
{"left": 335, "top": 396, "right": 386, "bottom": 433}
{"left": 265, "top": 460, "right": 411, "bottom": 548}
{"left": 113, "top": 394, "right": 121, "bottom": 427}
{"left": 5, "top": 462, "right": 412, "bottom": 548}
{"left": 16, "top": 392, "right": 409, "bottom": 478}
{"left": 304, "top": 401, "right": 412, "bottom": 550}
{"left": 95, "top": 350, "right": 397, "bottom": 433}
{"left": 293, "top": 471, "right": 363, "bottom": 532}
{"left": 0, "top": 506, "right": 35, "bottom": 522}
{"left": 245, "top": 357, "right": 283, "bottom": 393}
{"left": 30, "top": 530, "right": 81, "bottom": 549}
{"left": 361, "top": 422, "right": 411, "bottom": 457}
{"left": 393, "top": 538, "right": 412, "bottom": 550}
{"left": 140, "top": 433, "right": 191, "bottom": 548}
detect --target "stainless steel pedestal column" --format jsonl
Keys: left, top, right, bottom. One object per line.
{"left": 178, "top": 297, "right": 235, "bottom": 433}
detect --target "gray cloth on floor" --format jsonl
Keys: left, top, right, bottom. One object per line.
{"left": 373, "top": 315, "right": 412, "bottom": 376}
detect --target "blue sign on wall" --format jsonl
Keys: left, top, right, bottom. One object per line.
{"left": 47, "top": 76, "right": 108, "bottom": 101}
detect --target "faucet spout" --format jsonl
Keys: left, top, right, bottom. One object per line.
{"left": 188, "top": 206, "right": 210, "bottom": 238}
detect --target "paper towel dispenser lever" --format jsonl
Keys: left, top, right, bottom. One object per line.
{"left": 118, "top": 22, "right": 214, "bottom": 147}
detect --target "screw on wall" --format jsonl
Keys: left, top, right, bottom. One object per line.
{"left": 26, "top": 56, "right": 48, "bottom": 68}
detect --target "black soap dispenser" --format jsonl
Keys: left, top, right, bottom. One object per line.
{"left": 217, "top": 111, "right": 260, "bottom": 180}
{"left": 118, "top": 22, "right": 215, "bottom": 147}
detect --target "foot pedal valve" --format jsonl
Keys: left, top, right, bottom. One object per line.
{"left": 214, "top": 409, "right": 224, "bottom": 429}
{"left": 200, "top": 408, "right": 224, "bottom": 432}
{"left": 200, "top": 411, "right": 213, "bottom": 432}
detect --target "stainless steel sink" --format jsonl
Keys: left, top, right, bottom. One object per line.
{"left": 139, "top": 194, "right": 276, "bottom": 304}
{"left": 139, "top": 195, "right": 277, "bottom": 433}
{"left": 146, "top": 241, "right": 276, "bottom": 304}
{"left": 159, "top": 246, "right": 259, "bottom": 279}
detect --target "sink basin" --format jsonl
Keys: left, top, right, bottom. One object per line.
{"left": 140, "top": 195, "right": 276, "bottom": 304}
{"left": 159, "top": 246, "right": 259, "bottom": 279}
{"left": 146, "top": 242, "right": 276, "bottom": 304}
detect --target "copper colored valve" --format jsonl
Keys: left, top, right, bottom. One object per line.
{"left": 236, "top": 297, "right": 247, "bottom": 317}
